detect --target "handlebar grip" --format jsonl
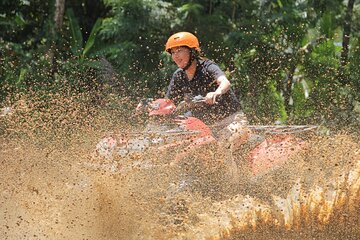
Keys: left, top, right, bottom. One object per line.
{"left": 192, "top": 95, "right": 206, "bottom": 103}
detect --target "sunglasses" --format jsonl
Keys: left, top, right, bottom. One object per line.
{"left": 170, "top": 47, "right": 188, "bottom": 56}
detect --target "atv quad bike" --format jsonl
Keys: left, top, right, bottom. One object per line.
{"left": 95, "top": 96, "right": 317, "bottom": 177}
{"left": 93, "top": 96, "right": 319, "bottom": 225}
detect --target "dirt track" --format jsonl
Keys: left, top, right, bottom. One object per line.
{"left": 0, "top": 101, "right": 359, "bottom": 240}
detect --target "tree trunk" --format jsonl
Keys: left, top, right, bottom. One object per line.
{"left": 50, "top": 0, "right": 66, "bottom": 75}
{"left": 54, "top": 0, "right": 66, "bottom": 31}
{"left": 340, "top": 0, "right": 355, "bottom": 66}
{"left": 232, "top": 1, "right": 236, "bottom": 22}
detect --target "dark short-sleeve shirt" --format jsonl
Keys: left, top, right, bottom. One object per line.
{"left": 165, "top": 59, "right": 240, "bottom": 123}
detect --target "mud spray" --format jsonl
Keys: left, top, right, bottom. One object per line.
{"left": 0, "top": 92, "right": 359, "bottom": 240}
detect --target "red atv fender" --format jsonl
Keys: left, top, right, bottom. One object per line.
{"left": 95, "top": 115, "right": 216, "bottom": 160}
{"left": 158, "top": 117, "right": 216, "bottom": 162}
{"left": 248, "top": 134, "right": 306, "bottom": 175}
{"left": 174, "top": 116, "right": 213, "bottom": 137}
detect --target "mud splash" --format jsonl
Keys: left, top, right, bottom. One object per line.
{"left": 166, "top": 154, "right": 360, "bottom": 240}
{"left": 0, "top": 95, "right": 359, "bottom": 240}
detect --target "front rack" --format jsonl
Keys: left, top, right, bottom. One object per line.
{"left": 248, "top": 125, "right": 319, "bottom": 134}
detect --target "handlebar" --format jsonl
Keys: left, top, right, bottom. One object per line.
{"left": 175, "top": 95, "right": 207, "bottom": 115}
{"left": 184, "top": 95, "right": 207, "bottom": 103}
{"left": 136, "top": 95, "right": 212, "bottom": 117}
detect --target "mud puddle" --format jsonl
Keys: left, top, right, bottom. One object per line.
{"left": 0, "top": 99, "right": 359, "bottom": 239}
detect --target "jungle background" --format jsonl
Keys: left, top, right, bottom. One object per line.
{"left": 1, "top": 0, "right": 360, "bottom": 128}
{"left": 1, "top": 1, "right": 360, "bottom": 239}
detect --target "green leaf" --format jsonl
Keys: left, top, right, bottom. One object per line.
{"left": 66, "top": 8, "right": 83, "bottom": 56}
{"left": 178, "top": 3, "right": 203, "bottom": 18}
{"left": 16, "top": 68, "right": 27, "bottom": 86}
{"left": 82, "top": 18, "right": 102, "bottom": 58}
{"left": 319, "top": 11, "right": 335, "bottom": 38}
{"left": 0, "top": 20, "right": 12, "bottom": 26}
{"left": 82, "top": 59, "right": 103, "bottom": 69}
{"left": 15, "top": 12, "right": 26, "bottom": 27}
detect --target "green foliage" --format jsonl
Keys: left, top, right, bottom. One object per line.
{"left": 99, "top": 0, "right": 175, "bottom": 95}
{"left": 65, "top": 7, "right": 103, "bottom": 58}
{"left": 348, "top": 39, "right": 360, "bottom": 91}
{"left": 254, "top": 80, "right": 288, "bottom": 123}
{"left": 292, "top": 79, "right": 314, "bottom": 122}
{"left": 66, "top": 8, "right": 83, "bottom": 56}
{"left": 319, "top": 11, "right": 337, "bottom": 38}
{"left": 1, "top": 0, "right": 360, "bottom": 127}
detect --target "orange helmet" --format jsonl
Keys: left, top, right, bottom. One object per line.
{"left": 165, "top": 32, "right": 200, "bottom": 53}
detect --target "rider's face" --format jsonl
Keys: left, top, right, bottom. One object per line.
{"left": 170, "top": 47, "right": 190, "bottom": 69}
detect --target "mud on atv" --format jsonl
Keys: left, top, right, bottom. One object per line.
{"left": 93, "top": 96, "right": 317, "bottom": 199}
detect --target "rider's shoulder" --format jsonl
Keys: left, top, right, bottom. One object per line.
{"left": 198, "top": 58, "right": 218, "bottom": 68}
{"left": 171, "top": 68, "right": 187, "bottom": 81}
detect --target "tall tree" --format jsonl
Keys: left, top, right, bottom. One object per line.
{"left": 54, "top": 0, "right": 65, "bottom": 31}
{"left": 340, "top": 0, "right": 356, "bottom": 67}
{"left": 50, "top": 0, "right": 66, "bottom": 74}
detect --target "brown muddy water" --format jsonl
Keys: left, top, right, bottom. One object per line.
{"left": 0, "top": 97, "right": 359, "bottom": 240}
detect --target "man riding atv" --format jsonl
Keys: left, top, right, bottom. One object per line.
{"left": 164, "top": 31, "right": 250, "bottom": 149}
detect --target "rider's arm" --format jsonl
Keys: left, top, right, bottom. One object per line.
{"left": 205, "top": 75, "right": 231, "bottom": 105}
{"left": 214, "top": 75, "right": 231, "bottom": 95}
{"left": 202, "top": 61, "right": 232, "bottom": 105}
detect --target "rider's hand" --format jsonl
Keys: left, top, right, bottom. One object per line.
{"left": 135, "top": 98, "right": 153, "bottom": 115}
{"left": 205, "top": 92, "right": 221, "bottom": 105}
